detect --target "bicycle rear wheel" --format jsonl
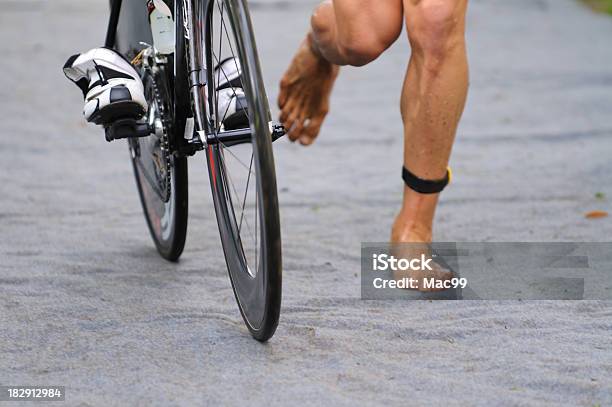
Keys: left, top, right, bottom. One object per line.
{"left": 200, "top": 0, "right": 282, "bottom": 341}
{"left": 129, "top": 63, "right": 189, "bottom": 261}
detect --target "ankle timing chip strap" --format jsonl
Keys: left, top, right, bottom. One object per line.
{"left": 402, "top": 166, "right": 451, "bottom": 194}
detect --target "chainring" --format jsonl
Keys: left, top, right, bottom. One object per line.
{"left": 133, "top": 65, "right": 173, "bottom": 203}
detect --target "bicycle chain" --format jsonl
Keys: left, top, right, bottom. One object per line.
{"left": 149, "top": 67, "right": 173, "bottom": 203}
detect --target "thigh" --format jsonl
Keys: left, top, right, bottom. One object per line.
{"left": 331, "top": 0, "right": 404, "bottom": 47}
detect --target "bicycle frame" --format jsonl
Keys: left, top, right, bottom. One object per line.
{"left": 108, "top": 0, "right": 283, "bottom": 341}
{"left": 105, "top": 0, "right": 123, "bottom": 48}
{"left": 106, "top": 0, "right": 282, "bottom": 151}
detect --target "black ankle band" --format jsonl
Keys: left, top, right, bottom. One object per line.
{"left": 402, "top": 166, "right": 451, "bottom": 194}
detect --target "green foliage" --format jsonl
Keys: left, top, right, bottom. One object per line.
{"left": 582, "top": 0, "right": 612, "bottom": 14}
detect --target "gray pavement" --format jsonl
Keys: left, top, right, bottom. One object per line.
{"left": 1, "top": 0, "right": 612, "bottom": 405}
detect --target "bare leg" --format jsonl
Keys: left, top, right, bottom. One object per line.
{"left": 392, "top": 0, "right": 469, "bottom": 244}
{"left": 279, "top": 0, "right": 468, "bottom": 291}
{"left": 278, "top": 0, "right": 402, "bottom": 144}
{"left": 278, "top": 36, "right": 339, "bottom": 145}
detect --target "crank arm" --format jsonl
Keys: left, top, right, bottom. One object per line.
{"left": 203, "top": 121, "right": 286, "bottom": 148}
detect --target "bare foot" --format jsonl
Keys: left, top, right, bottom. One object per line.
{"left": 278, "top": 34, "right": 339, "bottom": 145}
{"left": 390, "top": 216, "right": 453, "bottom": 292}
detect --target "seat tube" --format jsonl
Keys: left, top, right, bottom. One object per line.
{"left": 105, "top": 0, "right": 123, "bottom": 48}
{"left": 185, "top": 0, "right": 211, "bottom": 134}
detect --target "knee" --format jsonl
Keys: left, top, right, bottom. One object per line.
{"left": 408, "top": 0, "right": 466, "bottom": 72}
{"left": 311, "top": 1, "right": 335, "bottom": 40}
{"left": 336, "top": 34, "right": 391, "bottom": 67}
{"left": 311, "top": 4, "right": 400, "bottom": 67}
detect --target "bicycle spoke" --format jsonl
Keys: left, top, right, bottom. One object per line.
{"left": 218, "top": 4, "right": 245, "bottom": 92}
{"left": 220, "top": 145, "right": 258, "bottom": 275}
{"left": 219, "top": 148, "right": 256, "bottom": 245}
{"left": 212, "top": 52, "right": 249, "bottom": 127}
{"left": 237, "top": 153, "right": 254, "bottom": 233}
{"left": 213, "top": 2, "right": 250, "bottom": 124}
{"left": 209, "top": 0, "right": 266, "bottom": 278}
{"left": 218, "top": 141, "right": 255, "bottom": 175}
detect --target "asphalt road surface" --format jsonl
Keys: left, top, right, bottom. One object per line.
{"left": 1, "top": 0, "right": 611, "bottom": 405}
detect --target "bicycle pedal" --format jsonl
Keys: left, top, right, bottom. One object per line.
{"left": 105, "top": 118, "right": 152, "bottom": 142}
{"left": 269, "top": 121, "right": 286, "bottom": 142}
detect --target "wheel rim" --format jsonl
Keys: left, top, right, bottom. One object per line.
{"left": 204, "top": 0, "right": 278, "bottom": 332}
{"left": 129, "top": 71, "right": 175, "bottom": 246}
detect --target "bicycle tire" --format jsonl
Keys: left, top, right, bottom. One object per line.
{"left": 129, "top": 62, "right": 189, "bottom": 262}
{"left": 200, "top": 0, "right": 282, "bottom": 341}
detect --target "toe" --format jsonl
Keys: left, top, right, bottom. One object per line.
{"left": 278, "top": 74, "right": 297, "bottom": 108}
{"left": 289, "top": 121, "right": 306, "bottom": 142}
{"left": 278, "top": 82, "right": 289, "bottom": 109}
{"left": 286, "top": 111, "right": 305, "bottom": 142}
{"left": 300, "top": 116, "right": 324, "bottom": 144}
{"left": 419, "top": 267, "right": 454, "bottom": 292}
{"left": 279, "top": 97, "right": 296, "bottom": 124}
{"left": 298, "top": 137, "right": 312, "bottom": 146}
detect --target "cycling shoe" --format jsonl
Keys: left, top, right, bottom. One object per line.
{"left": 63, "top": 47, "right": 147, "bottom": 126}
